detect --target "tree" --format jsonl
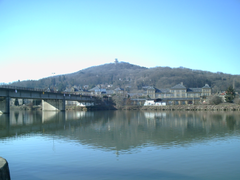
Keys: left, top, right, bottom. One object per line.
{"left": 208, "top": 95, "right": 222, "bottom": 105}
{"left": 112, "top": 95, "right": 124, "bottom": 107}
{"left": 57, "top": 83, "right": 65, "bottom": 92}
{"left": 126, "top": 97, "right": 132, "bottom": 106}
{"left": 225, "top": 86, "right": 235, "bottom": 103}
{"left": 51, "top": 78, "right": 56, "bottom": 86}
{"left": 14, "top": 98, "right": 19, "bottom": 106}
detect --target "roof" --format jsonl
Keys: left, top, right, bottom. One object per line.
{"left": 171, "top": 83, "right": 186, "bottom": 89}
{"left": 219, "top": 91, "right": 226, "bottom": 95}
{"left": 89, "top": 86, "right": 106, "bottom": 92}
{"left": 131, "top": 98, "right": 147, "bottom": 101}
{"left": 159, "top": 97, "right": 201, "bottom": 100}
{"left": 146, "top": 86, "right": 155, "bottom": 90}
{"left": 158, "top": 89, "right": 171, "bottom": 93}
{"left": 74, "top": 87, "right": 81, "bottom": 92}
{"left": 106, "top": 90, "right": 115, "bottom": 94}
{"left": 187, "top": 88, "right": 202, "bottom": 93}
{"left": 128, "top": 93, "right": 144, "bottom": 97}
{"left": 142, "top": 86, "right": 154, "bottom": 89}
{"left": 202, "top": 84, "right": 211, "bottom": 89}
{"left": 145, "top": 83, "right": 211, "bottom": 94}
{"left": 115, "top": 87, "right": 124, "bottom": 91}
{"left": 89, "top": 86, "right": 99, "bottom": 91}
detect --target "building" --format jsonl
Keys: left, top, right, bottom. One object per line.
{"left": 89, "top": 86, "right": 106, "bottom": 96}
{"left": 144, "top": 99, "right": 166, "bottom": 106}
{"left": 218, "top": 91, "right": 226, "bottom": 102}
{"left": 146, "top": 82, "right": 212, "bottom": 105}
{"left": 114, "top": 87, "right": 124, "bottom": 95}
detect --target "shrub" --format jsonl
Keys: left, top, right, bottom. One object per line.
{"left": 208, "top": 96, "right": 223, "bottom": 105}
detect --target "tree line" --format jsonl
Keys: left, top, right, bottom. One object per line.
{"left": 10, "top": 62, "right": 240, "bottom": 93}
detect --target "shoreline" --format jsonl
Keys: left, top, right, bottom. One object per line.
{"left": 122, "top": 104, "right": 240, "bottom": 111}
{"left": 9, "top": 104, "right": 240, "bottom": 111}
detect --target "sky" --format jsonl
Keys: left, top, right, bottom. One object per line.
{"left": 0, "top": 0, "right": 240, "bottom": 83}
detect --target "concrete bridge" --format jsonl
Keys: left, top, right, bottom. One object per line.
{"left": 0, "top": 86, "right": 96, "bottom": 114}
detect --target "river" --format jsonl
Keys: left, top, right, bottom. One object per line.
{"left": 0, "top": 110, "right": 240, "bottom": 180}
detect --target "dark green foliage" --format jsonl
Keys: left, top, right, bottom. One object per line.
{"left": 226, "top": 115, "right": 236, "bottom": 130}
{"left": 225, "top": 86, "right": 235, "bottom": 103}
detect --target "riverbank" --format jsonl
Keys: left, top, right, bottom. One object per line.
{"left": 120, "top": 103, "right": 240, "bottom": 111}
{"left": 9, "top": 103, "right": 240, "bottom": 111}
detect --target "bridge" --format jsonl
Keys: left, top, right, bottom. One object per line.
{"left": 0, "top": 86, "right": 96, "bottom": 114}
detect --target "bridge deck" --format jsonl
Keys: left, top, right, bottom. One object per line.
{"left": 0, "top": 86, "right": 95, "bottom": 102}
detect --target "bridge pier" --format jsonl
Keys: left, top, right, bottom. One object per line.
{"left": 0, "top": 97, "right": 10, "bottom": 114}
{"left": 42, "top": 99, "right": 65, "bottom": 111}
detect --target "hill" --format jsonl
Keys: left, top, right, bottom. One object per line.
{"left": 9, "top": 62, "right": 240, "bottom": 93}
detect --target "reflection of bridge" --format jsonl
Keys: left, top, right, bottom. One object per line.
{"left": 0, "top": 86, "right": 96, "bottom": 113}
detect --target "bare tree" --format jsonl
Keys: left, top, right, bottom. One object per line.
{"left": 208, "top": 96, "right": 223, "bottom": 105}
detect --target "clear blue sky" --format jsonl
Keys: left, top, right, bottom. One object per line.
{"left": 1, "top": 0, "right": 240, "bottom": 83}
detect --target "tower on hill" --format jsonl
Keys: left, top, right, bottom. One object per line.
{"left": 115, "top": 58, "right": 118, "bottom": 65}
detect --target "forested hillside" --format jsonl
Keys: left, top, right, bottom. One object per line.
{"left": 10, "top": 62, "right": 240, "bottom": 93}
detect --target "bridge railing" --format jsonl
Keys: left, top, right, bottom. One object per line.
{"left": 0, "top": 85, "right": 45, "bottom": 92}
{"left": 0, "top": 85, "right": 96, "bottom": 98}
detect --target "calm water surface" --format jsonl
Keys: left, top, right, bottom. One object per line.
{"left": 0, "top": 110, "right": 240, "bottom": 180}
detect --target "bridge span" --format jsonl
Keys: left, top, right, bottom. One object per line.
{"left": 0, "top": 86, "right": 96, "bottom": 114}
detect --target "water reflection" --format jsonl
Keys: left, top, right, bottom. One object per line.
{"left": 0, "top": 110, "right": 240, "bottom": 152}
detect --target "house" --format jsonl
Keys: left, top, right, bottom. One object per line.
{"left": 64, "top": 86, "right": 90, "bottom": 95}
{"left": 114, "top": 87, "right": 124, "bottom": 95}
{"left": 127, "top": 92, "right": 145, "bottom": 98}
{"left": 83, "top": 85, "right": 89, "bottom": 89}
{"left": 89, "top": 86, "right": 106, "bottom": 96}
{"left": 218, "top": 91, "right": 226, "bottom": 102}
{"left": 146, "top": 82, "right": 212, "bottom": 105}
{"left": 106, "top": 90, "right": 115, "bottom": 96}
{"left": 127, "top": 98, "right": 146, "bottom": 106}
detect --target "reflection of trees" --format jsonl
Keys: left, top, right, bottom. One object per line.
{"left": 226, "top": 115, "right": 236, "bottom": 130}
{"left": 210, "top": 114, "right": 224, "bottom": 121}
{"left": 14, "top": 98, "right": 19, "bottom": 106}
{"left": 1, "top": 110, "right": 240, "bottom": 152}
{"left": 14, "top": 112, "right": 19, "bottom": 122}
{"left": 58, "top": 111, "right": 240, "bottom": 152}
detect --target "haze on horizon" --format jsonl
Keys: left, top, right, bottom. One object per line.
{"left": 1, "top": 0, "right": 240, "bottom": 84}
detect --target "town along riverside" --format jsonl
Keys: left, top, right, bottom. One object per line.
{"left": 4, "top": 82, "right": 240, "bottom": 112}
